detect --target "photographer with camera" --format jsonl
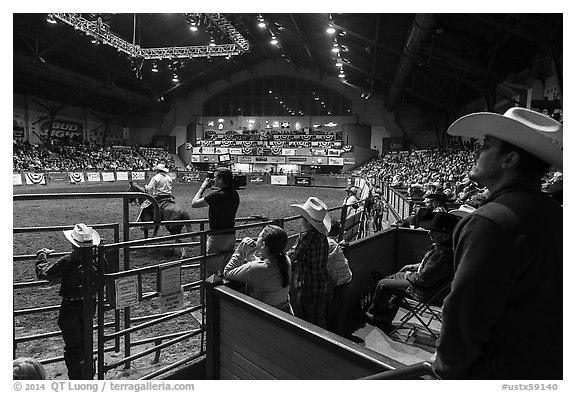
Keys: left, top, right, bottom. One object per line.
{"left": 191, "top": 167, "right": 240, "bottom": 277}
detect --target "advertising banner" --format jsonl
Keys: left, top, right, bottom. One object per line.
{"left": 270, "top": 175, "right": 288, "bottom": 185}
{"left": 116, "top": 172, "right": 129, "bottom": 181}
{"left": 250, "top": 174, "right": 265, "bottom": 183}
{"left": 101, "top": 172, "right": 115, "bottom": 182}
{"left": 328, "top": 157, "right": 344, "bottom": 165}
{"left": 131, "top": 172, "right": 145, "bottom": 181}
{"left": 39, "top": 119, "right": 83, "bottom": 139}
{"left": 13, "top": 173, "right": 23, "bottom": 186}
{"left": 48, "top": 172, "right": 68, "bottom": 183}
{"left": 87, "top": 172, "right": 101, "bottom": 182}
{"left": 25, "top": 172, "right": 46, "bottom": 185}
{"left": 68, "top": 172, "right": 85, "bottom": 183}
{"left": 190, "top": 155, "right": 200, "bottom": 163}
{"left": 294, "top": 176, "right": 312, "bottom": 187}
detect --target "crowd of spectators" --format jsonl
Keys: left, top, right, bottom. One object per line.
{"left": 13, "top": 139, "right": 176, "bottom": 172}
{"left": 352, "top": 141, "right": 562, "bottom": 207}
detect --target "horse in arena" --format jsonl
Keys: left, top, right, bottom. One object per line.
{"left": 128, "top": 182, "right": 193, "bottom": 258}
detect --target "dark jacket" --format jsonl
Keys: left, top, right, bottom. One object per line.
{"left": 36, "top": 249, "right": 91, "bottom": 300}
{"left": 405, "top": 242, "right": 453, "bottom": 301}
{"left": 433, "top": 180, "right": 563, "bottom": 379}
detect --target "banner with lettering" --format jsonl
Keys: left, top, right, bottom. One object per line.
{"left": 87, "top": 172, "right": 101, "bottom": 182}
{"left": 101, "top": 172, "right": 115, "bottom": 182}
{"left": 131, "top": 172, "right": 145, "bottom": 181}
{"left": 39, "top": 119, "right": 83, "bottom": 140}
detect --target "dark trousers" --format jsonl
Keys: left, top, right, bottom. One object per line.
{"left": 326, "top": 282, "right": 350, "bottom": 334}
{"left": 58, "top": 302, "right": 85, "bottom": 380}
{"left": 367, "top": 272, "right": 410, "bottom": 323}
{"left": 298, "top": 289, "right": 327, "bottom": 329}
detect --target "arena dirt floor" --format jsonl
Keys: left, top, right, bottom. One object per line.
{"left": 12, "top": 181, "right": 345, "bottom": 379}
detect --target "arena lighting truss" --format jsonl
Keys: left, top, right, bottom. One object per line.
{"left": 48, "top": 13, "right": 251, "bottom": 61}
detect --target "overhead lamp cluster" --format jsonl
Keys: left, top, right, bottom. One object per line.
{"left": 326, "top": 21, "right": 348, "bottom": 81}
{"left": 312, "top": 91, "right": 332, "bottom": 115}
{"left": 268, "top": 90, "right": 304, "bottom": 116}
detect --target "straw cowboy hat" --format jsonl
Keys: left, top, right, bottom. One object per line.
{"left": 291, "top": 197, "right": 331, "bottom": 235}
{"left": 155, "top": 163, "right": 169, "bottom": 173}
{"left": 447, "top": 107, "right": 563, "bottom": 170}
{"left": 448, "top": 204, "right": 476, "bottom": 218}
{"left": 63, "top": 223, "right": 101, "bottom": 248}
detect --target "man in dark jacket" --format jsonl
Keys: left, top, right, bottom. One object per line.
{"left": 35, "top": 223, "right": 100, "bottom": 380}
{"left": 364, "top": 211, "right": 463, "bottom": 328}
{"left": 433, "top": 107, "right": 563, "bottom": 379}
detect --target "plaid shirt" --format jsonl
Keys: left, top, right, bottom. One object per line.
{"left": 287, "top": 229, "right": 328, "bottom": 293}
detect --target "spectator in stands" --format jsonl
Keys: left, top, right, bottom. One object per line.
{"left": 13, "top": 357, "right": 47, "bottom": 380}
{"left": 364, "top": 211, "right": 461, "bottom": 331}
{"left": 433, "top": 107, "right": 563, "bottom": 379}
{"left": 287, "top": 197, "right": 331, "bottom": 328}
{"left": 371, "top": 193, "right": 385, "bottom": 232}
{"left": 223, "top": 225, "right": 294, "bottom": 314}
{"left": 191, "top": 168, "right": 240, "bottom": 277}
{"left": 35, "top": 223, "right": 101, "bottom": 380}
{"left": 325, "top": 220, "right": 352, "bottom": 334}
{"left": 424, "top": 192, "right": 448, "bottom": 212}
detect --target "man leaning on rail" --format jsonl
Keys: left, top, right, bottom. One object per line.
{"left": 35, "top": 223, "right": 101, "bottom": 380}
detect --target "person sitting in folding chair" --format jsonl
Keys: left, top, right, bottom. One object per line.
{"left": 364, "top": 211, "right": 467, "bottom": 332}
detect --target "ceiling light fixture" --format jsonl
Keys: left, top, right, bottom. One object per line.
{"left": 151, "top": 63, "right": 158, "bottom": 72}
{"left": 326, "top": 26, "right": 336, "bottom": 34}
{"left": 270, "top": 36, "right": 278, "bottom": 45}
{"left": 46, "top": 14, "right": 57, "bottom": 24}
{"left": 257, "top": 15, "right": 267, "bottom": 29}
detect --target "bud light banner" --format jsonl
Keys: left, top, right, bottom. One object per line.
{"left": 25, "top": 172, "right": 46, "bottom": 185}
{"left": 40, "top": 119, "right": 83, "bottom": 139}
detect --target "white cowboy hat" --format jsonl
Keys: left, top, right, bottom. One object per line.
{"left": 447, "top": 107, "right": 562, "bottom": 170}
{"left": 448, "top": 204, "right": 476, "bottom": 218}
{"left": 346, "top": 186, "right": 358, "bottom": 193}
{"left": 291, "top": 197, "right": 331, "bottom": 235}
{"left": 155, "top": 163, "right": 169, "bottom": 172}
{"left": 63, "top": 223, "right": 101, "bottom": 248}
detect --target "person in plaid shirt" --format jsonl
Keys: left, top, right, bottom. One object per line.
{"left": 287, "top": 197, "right": 331, "bottom": 328}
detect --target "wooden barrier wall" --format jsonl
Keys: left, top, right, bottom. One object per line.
{"left": 205, "top": 284, "right": 404, "bottom": 380}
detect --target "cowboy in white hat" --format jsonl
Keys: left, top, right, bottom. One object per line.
{"left": 35, "top": 223, "right": 101, "bottom": 379}
{"left": 286, "top": 197, "right": 331, "bottom": 328}
{"left": 144, "top": 162, "right": 174, "bottom": 207}
{"left": 433, "top": 107, "right": 563, "bottom": 380}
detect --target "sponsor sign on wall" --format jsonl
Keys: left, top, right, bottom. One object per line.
{"left": 328, "top": 157, "right": 344, "bottom": 165}
{"left": 25, "top": 172, "right": 46, "bottom": 185}
{"left": 13, "top": 173, "right": 23, "bottom": 186}
{"left": 131, "top": 172, "right": 145, "bottom": 181}
{"left": 40, "top": 119, "right": 83, "bottom": 139}
{"left": 116, "top": 172, "right": 129, "bottom": 181}
{"left": 101, "top": 172, "right": 115, "bottom": 182}
{"left": 270, "top": 175, "right": 288, "bottom": 185}
{"left": 190, "top": 155, "right": 200, "bottom": 163}
{"left": 48, "top": 172, "right": 68, "bottom": 183}
{"left": 295, "top": 176, "right": 312, "bottom": 187}
{"left": 87, "top": 172, "right": 101, "bottom": 182}
{"left": 202, "top": 147, "right": 215, "bottom": 155}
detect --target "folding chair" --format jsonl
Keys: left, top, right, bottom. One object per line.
{"left": 388, "top": 281, "right": 451, "bottom": 339}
